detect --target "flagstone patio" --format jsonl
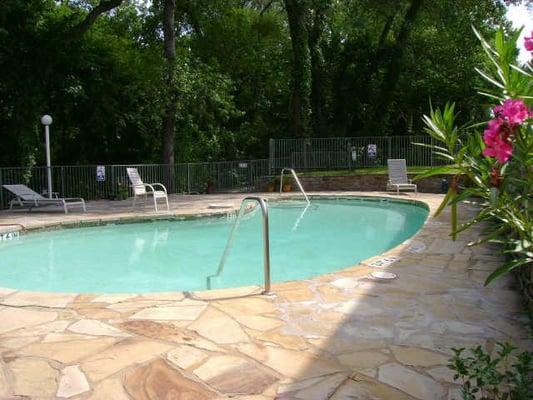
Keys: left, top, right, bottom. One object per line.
{"left": 0, "top": 192, "right": 530, "bottom": 399}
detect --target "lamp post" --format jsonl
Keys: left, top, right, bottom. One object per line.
{"left": 41, "top": 115, "right": 53, "bottom": 199}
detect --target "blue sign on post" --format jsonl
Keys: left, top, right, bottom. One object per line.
{"left": 96, "top": 166, "right": 105, "bottom": 182}
{"left": 367, "top": 144, "right": 377, "bottom": 158}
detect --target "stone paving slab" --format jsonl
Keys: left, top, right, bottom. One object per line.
{"left": 0, "top": 191, "right": 530, "bottom": 399}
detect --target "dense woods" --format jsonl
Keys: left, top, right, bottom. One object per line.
{"left": 0, "top": 0, "right": 515, "bottom": 166}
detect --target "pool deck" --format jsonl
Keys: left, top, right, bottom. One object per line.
{"left": 0, "top": 192, "right": 530, "bottom": 400}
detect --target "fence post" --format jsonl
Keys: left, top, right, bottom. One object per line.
{"left": 187, "top": 163, "right": 191, "bottom": 194}
{"left": 248, "top": 160, "right": 252, "bottom": 192}
{"left": 269, "top": 139, "right": 274, "bottom": 175}
{"left": 0, "top": 168, "right": 3, "bottom": 208}
{"left": 303, "top": 141, "right": 307, "bottom": 170}
{"left": 430, "top": 137, "right": 434, "bottom": 166}
{"left": 216, "top": 163, "right": 220, "bottom": 191}
{"left": 111, "top": 165, "right": 116, "bottom": 199}
{"left": 388, "top": 137, "right": 392, "bottom": 161}
{"left": 60, "top": 167, "right": 65, "bottom": 197}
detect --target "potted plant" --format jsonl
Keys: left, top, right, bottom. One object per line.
{"left": 265, "top": 178, "right": 276, "bottom": 192}
{"left": 205, "top": 177, "right": 215, "bottom": 194}
{"left": 282, "top": 179, "right": 293, "bottom": 192}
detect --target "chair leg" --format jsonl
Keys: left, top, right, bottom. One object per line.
{"left": 82, "top": 200, "right": 87, "bottom": 212}
{"left": 165, "top": 196, "right": 169, "bottom": 211}
{"left": 63, "top": 200, "right": 68, "bottom": 214}
{"left": 153, "top": 195, "right": 158, "bottom": 212}
{"left": 132, "top": 195, "right": 137, "bottom": 209}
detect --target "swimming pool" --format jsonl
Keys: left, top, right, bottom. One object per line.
{"left": 0, "top": 197, "right": 428, "bottom": 293}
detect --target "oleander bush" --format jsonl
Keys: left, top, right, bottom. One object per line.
{"left": 418, "top": 27, "right": 533, "bottom": 304}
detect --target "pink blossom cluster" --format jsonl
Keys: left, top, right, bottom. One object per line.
{"left": 525, "top": 31, "right": 533, "bottom": 53}
{"left": 482, "top": 99, "right": 530, "bottom": 163}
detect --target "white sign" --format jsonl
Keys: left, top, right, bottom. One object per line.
{"left": 367, "top": 144, "right": 377, "bottom": 158}
{"left": 0, "top": 231, "right": 19, "bottom": 241}
{"left": 96, "top": 165, "right": 105, "bottom": 182}
{"left": 238, "top": 162, "right": 248, "bottom": 168}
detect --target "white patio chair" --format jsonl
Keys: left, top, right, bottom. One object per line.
{"left": 386, "top": 159, "right": 417, "bottom": 194}
{"left": 126, "top": 168, "right": 169, "bottom": 211}
{"left": 2, "top": 184, "right": 86, "bottom": 214}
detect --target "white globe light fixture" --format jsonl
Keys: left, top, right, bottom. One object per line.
{"left": 41, "top": 115, "right": 53, "bottom": 126}
{"left": 41, "top": 115, "right": 53, "bottom": 199}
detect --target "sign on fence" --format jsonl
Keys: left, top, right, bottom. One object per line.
{"left": 96, "top": 166, "right": 105, "bottom": 182}
{"left": 367, "top": 144, "right": 377, "bottom": 158}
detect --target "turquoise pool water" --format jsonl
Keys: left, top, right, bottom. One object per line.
{"left": 0, "top": 198, "right": 428, "bottom": 293}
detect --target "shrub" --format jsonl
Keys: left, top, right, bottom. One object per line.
{"left": 418, "top": 27, "right": 532, "bottom": 288}
{"left": 449, "top": 343, "right": 532, "bottom": 400}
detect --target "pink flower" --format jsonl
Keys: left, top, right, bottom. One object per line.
{"left": 483, "top": 118, "right": 503, "bottom": 143}
{"left": 483, "top": 138, "right": 513, "bottom": 163}
{"left": 482, "top": 98, "right": 531, "bottom": 164}
{"left": 482, "top": 118, "right": 514, "bottom": 163}
{"left": 525, "top": 31, "right": 533, "bottom": 52}
{"left": 493, "top": 99, "right": 530, "bottom": 125}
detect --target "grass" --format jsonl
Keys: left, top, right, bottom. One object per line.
{"left": 299, "top": 165, "right": 458, "bottom": 177}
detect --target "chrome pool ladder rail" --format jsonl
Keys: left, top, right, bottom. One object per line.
{"left": 207, "top": 196, "right": 272, "bottom": 295}
{"left": 279, "top": 168, "right": 310, "bottom": 205}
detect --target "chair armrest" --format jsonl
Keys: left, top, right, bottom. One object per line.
{"left": 143, "top": 183, "right": 156, "bottom": 193}
{"left": 150, "top": 183, "right": 167, "bottom": 194}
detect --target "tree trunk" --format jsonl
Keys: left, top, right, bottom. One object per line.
{"left": 284, "top": 0, "right": 312, "bottom": 138}
{"left": 309, "top": 0, "right": 330, "bottom": 137}
{"left": 162, "top": 0, "right": 177, "bottom": 165}
{"left": 68, "top": 0, "right": 124, "bottom": 38}
{"left": 369, "top": 0, "right": 423, "bottom": 135}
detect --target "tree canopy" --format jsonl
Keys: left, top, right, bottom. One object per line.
{"left": 0, "top": 0, "right": 517, "bottom": 166}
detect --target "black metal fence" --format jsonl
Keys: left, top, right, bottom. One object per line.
{"left": 0, "top": 135, "right": 442, "bottom": 209}
{"left": 269, "top": 136, "right": 442, "bottom": 170}
{"left": 0, "top": 159, "right": 270, "bottom": 209}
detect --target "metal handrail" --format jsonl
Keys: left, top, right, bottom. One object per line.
{"left": 279, "top": 168, "right": 310, "bottom": 205}
{"left": 207, "top": 196, "right": 272, "bottom": 295}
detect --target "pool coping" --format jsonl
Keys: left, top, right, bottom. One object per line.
{"left": 0, "top": 192, "right": 434, "bottom": 302}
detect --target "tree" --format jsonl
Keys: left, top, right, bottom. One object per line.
{"left": 161, "top": 0, "right": 178, "bottom": 165}
{"left": 0, "top": 0, "right": 510, "bottom": 167}
{"left": 369, "top": 0, "right": 423, "bottom": 134}
{"left": 308, "top": 0, "right": 331, "bottom": 137}
{"left": 68, "top": 0, "right": 125, "bottom": 38}
{"left": 284, "top": 0, "right": 311, "bottom": 137}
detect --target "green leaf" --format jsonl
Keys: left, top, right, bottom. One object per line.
{"left": 413, "top": 165, "right": 457, "bottom": 181}
{"left": 477, "top": 91, "right": 505, "bottom": 102}
{"left": 485, "top": 258, "right": 529, "bottom": 286}
{"left": 451, "top": 200, "right": 457, "bottom": 241}
{"left": 475, "top": 68, "right": 505, "bottom": 89}
{"left": 434, "top": 186, "right": 453, "bottom": 217}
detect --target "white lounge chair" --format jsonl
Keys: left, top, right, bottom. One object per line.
{"left": 387, "top": 159, "right": 417, "bottom": 194}
{"left": 2, "top": 184, "right": 86, "bottom": 213}
{"left": 126, "top": 168, "right": 169, "bottom": 211}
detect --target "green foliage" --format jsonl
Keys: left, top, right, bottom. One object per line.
{"left": 0, "top": 0, "right": 510, "bottom": 166}
{"left": 326, "top": 0, "right": 507, "bottom": 136}
{"left": 449, "top": 343, "right": 533, "bottom": 400}
{"left": 418, "top": 27, "right": 533, "bottom": 285}
{"left": 116, "top": 181, "right": 129, "bottom": 200}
